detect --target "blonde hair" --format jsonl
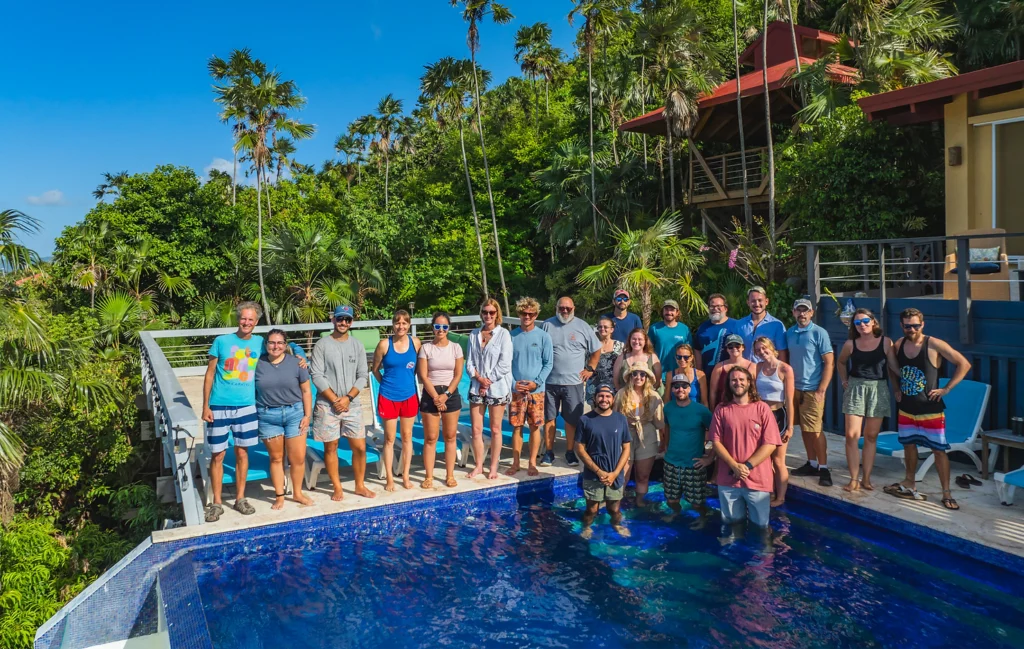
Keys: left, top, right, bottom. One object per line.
{"left": 481, "top": 298, "right": 503, "bottom": 325}
{"left": 752, "top": 336, "right": 778, "bottom": 358}
{"left": 515, "top": 296, "right": 540, "bottom": 314}
{"left": 615, "top": 365, "right": 659, "bottom": 413}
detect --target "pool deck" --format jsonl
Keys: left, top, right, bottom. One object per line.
{"left": 161, "top": 376, "right": 1023, "bottom": 557}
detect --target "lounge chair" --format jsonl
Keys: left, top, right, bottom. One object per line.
{"left": 219, "top": 436, "right": 293, "bottom": 495}
{"left": 995, "top": 467, "right": 1024, "bottom": 505}
{"left": 864, "top": 379, "right": 998, "bottom": 482}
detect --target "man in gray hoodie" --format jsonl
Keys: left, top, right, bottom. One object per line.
{"left": 311, "top": 305, "right": 373, "bottom": 500}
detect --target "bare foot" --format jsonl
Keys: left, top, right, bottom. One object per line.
{"left": 272, "top": 497, "right": 285, "bottom": 511}
{"left": 421, "top": 479, "right": 434, "bottom": 490}
{"left": 292, "top": 493, "right": 314, "bottom": 507}
{"left": 580, "top": 527, "right": 593, "bottom": 540}
{"left": 385, "top": 480, "right": 396, "bottom": 493}
{"left": 487, "top": 469, "right": 498, "bottom": 480}
{"left": 505, "top": 465, "right": 521, "bottom": 477}
{"left": 527, "top": 465, "right": 539, "bottom": 476}
{"left": 770, "top": 497, "right": 785, "bottom": 508}
{"left": 402, "top": 479, "right": 413, "bottom": 490}
{"left": 861, "top": 480, "right": 874, "bottom": 491}
{"left": 354, "top": 486, "right": 376, "bottom": 499}
{"left": 468, "top": 467, "right": 484, "bottom": 479}
{"left": 844, "top": 480, "right": 861, "bottom": 493}
{"left": 331, "top": 487, "right": 345, "bottom": 502}
{"left": 445, "top": 476, "right": 458, "bottom": 488}
{"left": 613, "top": 524, "right": 631, "bottom": 538}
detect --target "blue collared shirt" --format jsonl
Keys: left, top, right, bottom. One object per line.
{"left": 786, "top": 322, "right": 833, "bottom": 391}
{"left": 737, "top": 313, "right": 788, "bottom": 361}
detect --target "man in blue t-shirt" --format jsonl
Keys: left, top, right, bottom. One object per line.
{"left": 603, "top": 288, "right": 643, "bottom": 344}
{"left": 648, "top": 299, "right": 692, "bottom": 380}
{"left": 694, "top": 293, "right": 742, "bottom": 372}
{"left": 202, "top": 301, "right": 265, "bottom": 521}
{"left": 736, "top": 286, "right": 788, "bottom": 362}
{"left": 786, "top": 298, "right": 835, "bottom": 487}
{"left": 575, "top": 384, "right": 631, "bottom": 539}
{"left": 507, "top": 297, "right": 553, "bottom": 477}
{"left": 661, "top": 375, "right": 714, "bottom": 516}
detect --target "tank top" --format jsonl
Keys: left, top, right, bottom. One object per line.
{"left": 896, "top": 337, "right": 944, "bottom": 415}
{"left": 850, "top": 338, "right": 887, "bottom": 380}
{"left": 756, "top": 364, "right": 785, "bottom": 402}
{"left": 379, "top": 335, "right": 418, "bottom": 401}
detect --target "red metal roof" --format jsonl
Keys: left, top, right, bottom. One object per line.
{"left": 619, "top": 58, "right": 859, "bottom": 135}
{"left": 857, "top": 60, "right": 1024, "bottom": 125}
{"left": 738, "top": 22, "right": 849, "bottom": 67}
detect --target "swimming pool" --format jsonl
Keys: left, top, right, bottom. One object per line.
{"left": 189, "top": 483, "right": 1024, "bottom": 649}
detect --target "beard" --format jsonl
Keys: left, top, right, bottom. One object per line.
{"left": 709, "top": 312, "right": 724, "bottom": 324}
{"left": 594, "top": 399, "right": 612, "bottom": 413}
{"left": 557, "top": 311, "right": 574, "bottom": 324}
{"left": 730, "top": 384, "right": 749, "bottom": 398}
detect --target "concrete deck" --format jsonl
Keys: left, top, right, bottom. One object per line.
{"left": 164, "top": 376, "right": 1023, "bottom": 557}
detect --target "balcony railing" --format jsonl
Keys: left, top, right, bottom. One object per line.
{"left": 690, "top": 147, "right": 767, "bottom": 204}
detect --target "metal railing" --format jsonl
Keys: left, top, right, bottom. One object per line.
{"left": 691, "top": 147, "right": 766, "bottom": 201}
{"left": 801, "top": 232, "right": 1024, "bottom": 344}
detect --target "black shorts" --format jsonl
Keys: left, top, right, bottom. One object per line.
{"left": 773, "top": 406, "right": 788, "bottom": 434}
{"left": 419, "top": 385, "right": 463, "bottom": 415}
{"left": 544, "top": 383, "right": 585, "bottom": 426}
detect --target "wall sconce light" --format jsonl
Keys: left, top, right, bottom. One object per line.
{"left": 948, "top": 146, "right": 962, "bottom": 166}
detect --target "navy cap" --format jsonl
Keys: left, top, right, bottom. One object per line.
{"left": 333, "top": 305, "right": 355, "bottom": 319}
{"left": 594, "top": 383, "right": 616, "bottom": 396}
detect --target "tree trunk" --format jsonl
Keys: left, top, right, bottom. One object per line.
{"left": 641, "top": 55, "right": 648, "bottom": 171}
{"left": 786, "top": 0, "right": 802, "bottom": 74}
{"left": 545, "top": 80, "right": 550, "bottom": 114}
{"left": 459, "top": 118, "right": 489, "bottom": 299}
{"left": 734, "top": 0, "right": 752, "bottom": 232}
{"left": 763, "top": 0, "right": 777, "bottom": 281}
{"left": 256, "top": 166, "right": 272, "bottom": 325}
{"left": 470, "top": 53, "right": 510, "bottom": 316}
{"left": 666, "top": 126, "right": 676, "bottom": 212}
{"left": 0, "top": 462, "right": 19, "bottom": 525}
{"left": 90, "top": 282, "right": 95, "bottom": 310}
{"left": 587, "top": 44, "right": 598, "bottom": 242}
{"left": 384, "top": 153, "right": 391, "bottom": 210}
{"left": 640, "top": 283, "right": 652, "bottom": 331}
{"left": 232, "top": 149, "right": 237, "bottom": 206}
{"left": 610, "top": 122, "right": 620, "bottom": 165}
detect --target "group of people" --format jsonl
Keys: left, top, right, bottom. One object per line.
{"left": 199, "top": 286, "right": 972, "bottom": 531}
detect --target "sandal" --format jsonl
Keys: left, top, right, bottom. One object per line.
{"left": 955, "top": 476, "right": 971, "bottom": 489}
{"left": 961, "top": 474, "right": 982, "bottom": 487}
{"left": 941, "top": 491, "right": 960, "bottom": 510}
{"left": 233, "top": 498, "right": 256, "bottom": 515}
{"left": 204, "top": 503, "right": 224, "bottom": 523}
{"left": 883, "top": 483, "right": 926, "bottom": 501}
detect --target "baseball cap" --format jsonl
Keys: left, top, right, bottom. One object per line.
{"left": 333, "top": 305, "right": 355, "bottom": 319}
{"left": 724, "top": 334, "right": 744, "bottom": 346}
{"left": 792, "top": 298, "right": 814, "bottom": 311}
{"left": 594, "top": 383, "right": 616, "bottom": 396}
{"left": 614, "top": 289, "right": 630, "bottom": 298}
{"left": 662, "top": 299, "right": 680, "bottom": 310}
{"left": 747, "top": 285, "right": 767, "bottom": 297}
{"left": 670, "top": 374, "right": 691, "bottom": 387}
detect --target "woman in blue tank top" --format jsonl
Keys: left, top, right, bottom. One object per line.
{"left": 371, "top": 310, "right": 421, "bottom": 491}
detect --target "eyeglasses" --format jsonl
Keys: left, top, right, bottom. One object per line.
{"left": 433, "top": 324, "right": 450, "bottom": 331}
{"left": 597, "top": 325, "right": 613, "bottom": 330}
{"left": 676, "top": 354, "right": 691, "bottom": 360}
{"left": 267, "top": 341, "right": 286, "bottom": 346}
{"left": 337, "top": 317, "right": 353, "bottom": 324}
{"left": 481, "top": 310, "right": 497, "bottom": 316}
{"left": 902, "top": 323, "right": 922, "bottom": 330}
{"left": 853, "top": 318, "right": 872, "bottom": 326}
{"left": 708, "top": 303, "right": 726, "bottom": 310}
{"left": 794, "top": 307, "right": 811, "bottom": 313}
{"left": 614, "top": 296, "right": 630, "bottom": 303}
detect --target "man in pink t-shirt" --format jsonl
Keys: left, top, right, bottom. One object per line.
{"left": 710, "top": 366, "right": 782, "bottom": 528}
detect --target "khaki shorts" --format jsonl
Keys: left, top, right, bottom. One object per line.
{"left": 509, "top": 392, "right": 545, "bottom": 428}
{"left": 312, "top": 401, "right": 364, "bottom": 442}
{"left": 794, "top": 389, "right": 824, "bottom": 433}
{"left": 583, "top": 479, "right": 624, "bottom": 502}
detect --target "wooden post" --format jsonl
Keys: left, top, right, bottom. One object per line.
{"left": 957, "top": 236, "right": 973, "bottom": 344}
{"left": 807, "top": 244, "right": 820, "bottom": 315}
{"left": 861, "top": 244, "right": 870, "bottom": 292}
{"left": 878, "top": 243, "right": 887, "bottom": 326}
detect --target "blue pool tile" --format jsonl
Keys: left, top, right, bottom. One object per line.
{"left": 159, "top": 555, "right": 214, "bottom": 649}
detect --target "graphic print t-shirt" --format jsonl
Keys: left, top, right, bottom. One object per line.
{"left": 208, "top": 333, "right": 264, "bottom": 407}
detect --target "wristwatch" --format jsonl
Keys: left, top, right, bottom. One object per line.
{"left": 743, "top": 461, "right": 754, "bottom": 470}
{"left": 444, "top": 390, "right": 453, "bottom": 398}
{"left": 585, "top": 365, "right": 596, "bottom": 372}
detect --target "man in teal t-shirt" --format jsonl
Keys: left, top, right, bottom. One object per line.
{"left": 648, "top": 299, "right": 692, "bottom": 380}
{"left": 660, "top": 374, "right": 714, "bottom": 515}
{"left": 202, "top": 301, "right": 265, "bottom": 521}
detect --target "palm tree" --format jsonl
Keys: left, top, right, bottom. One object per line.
{"left": 369, "top": 94, "right": 403, "bottom": 210}
{"left": 451, "top": 0, "right": 512, "bottom": 315}
{"left": 67, "top": 220, "right": 110, "bottom": 308}
{"left": 266, "top": 225, "right": 350, "bottom": 324}
{"left": 733, "top": 0, "right": 753, "bottom": 228}
{"left": 333, "top": 134, "right": 361, "bottom": 190}
{"left": 271, "top": 137, "right": 298, "bottom": 183}
{"left": 421, "top": 57, "right": 491, "bottom": 299}
{"left": 577, "top": 212, "right": 705, "bottom": 328}
{"left": 92, "top": 171, "right": 129, "bottom": 202}
{"left": 0, "top": 209, "right": 40, "bottom": 275}
{"left": 208, "top": 49, "right": 256, "bottom": 206}
{"left": 762, "top": 0, "right": 778, "bottom": 266}
{"left": 514, "top": 22, "right": 553, "bottom": 127}
{"left": 536, "top": 44, "right": 564, "bottom": 114}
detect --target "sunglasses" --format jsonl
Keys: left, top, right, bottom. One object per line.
{"left": 433, "top": 324, "right": 450, "bottom": 331}
{"left": 853, "top": 318, "right": 872, "bottom": 326}
{"left": 671, "top": 383, "right": 690, "bottom": 389}
{"left": 337, "top": 317, "right": 353, "bottom": 324}
{"left": 614, "top": 296, "right": 630, "bottom": 302}
{"left": 676, "top": 354, "right": 691, "bottom": 360}
{"left": 726, "top": 343, "right": 742, "bottom": 349}
{"left": 481, "top": 309, "right": 497, "bottom": 316}
{"left": 902, "top": 323, "right": 922, "bottom": 330}
{"left": 518, "top": 312, "right": 537, "bottom": 318}
{"left": 631, "top": 371, "right": 648, "bottom": 378}
{"left": 557, "top": 306, "right": 573, "bottom": 312}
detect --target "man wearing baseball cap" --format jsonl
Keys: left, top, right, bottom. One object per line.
{"left": 785, "top": 297, "right": 835, "bottom": 487}
{"left": 310, "top": 305, "right": 373, "bottom": 500}
{"left": 661, "top": 374, "right": 713, "bottom": 518}
{"left": 604, "top": 288, "right": 643, "bottom": 344}
{"left": 648, "top": 299, "right": 692, "bottom": 380}
{"left": 575, "top": 383, "right": 631, "bottom": 539}
{"left": 737, "top": 286, "right": 788, "bottom": 362}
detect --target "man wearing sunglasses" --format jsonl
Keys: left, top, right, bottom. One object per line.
{"left": 648, "top": 299, "right": 692, "bottom": 382}
{"left": 603, "top": 288, "right": 643, "bottom": 344}
{"left": 310, "top": 305, "right": 373, "bottom": 501}
{"left": 882, "top": 308, "right": 971, "bottom": 510}
{"left": 786, "top": 298, "right": 835, "bottom": 486}
{"left": 507, "top": 297, "right": 553, "bottom": 477}
{"left": 737, "top": 286, "right": 788, "bottom": 363}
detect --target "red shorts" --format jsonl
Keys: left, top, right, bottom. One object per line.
{"left": 377, "top": 394, "right": 419, "bottom": 420}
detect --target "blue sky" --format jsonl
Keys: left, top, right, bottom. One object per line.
{"left": 2, "top": 1, "right": 578, "bottom": 256}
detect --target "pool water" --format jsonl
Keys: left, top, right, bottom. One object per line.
{"left": 194, "top": 490, "right": 1024, "bottom": 649}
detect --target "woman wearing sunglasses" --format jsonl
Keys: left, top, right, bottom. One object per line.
{"left": 467, "top": 298, "right": 514, "bottom": 479}
{"left": 708, "top": 334, "right": 757, "bottom": 410}
{"left": 837, "top": 308, "right": 894, "bottom": 493}
{"left": 662, "top": 343, "right": 707, "bottom": 407}
{"left": 612, "top": 328, "right": 662, "bottom": 391}
{"left": 614, "top": 363, "right": 665, "bottom": 507}
{"left": 753, "top": 336, "right": 795, "bottom": 506}
{"left": 586, "top": 315, "right": 625, "bottom": 405}
{"left": 417, "top": 311, "right": 464, "bottom": 489}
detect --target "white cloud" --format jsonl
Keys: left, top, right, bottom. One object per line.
{"left": 26, "top": 190, "right": 66, "bottom": 206}
{"left": 204, "top": 157, "right": 234, "bottom": 178}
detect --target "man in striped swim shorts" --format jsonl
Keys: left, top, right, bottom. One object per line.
{"left": 202, "top": 301, "right": 265, "bottom": 521}
{"left": 884, "top": 308, "right": 971, "bottom": 510}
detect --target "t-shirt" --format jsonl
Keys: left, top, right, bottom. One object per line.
{"left": 541, "top": 316, "right": 600, "bottom": 386}
{"left": 694, "top": 318, "right": 742, "bottom": 370}
{"left": 648, "top": 321, "right": 692, "bottom": 374}
{"left": 603, "top": 311, "right": 643, "bottom": 344}
{"left": 736, "top": 313, "right": 788, "bottom": 362}
{"left": 511, "top": 327, "right": 553, "bottom": 393}
{"left": 786, "top": 322, "right": 834, "bottom": 391}
{"left": 576, "top": 410, "right": 631, "bottom": 488}
{"left": 663, "top": 400, "right": 712, "bottom": 467}
{"left": 255, "top": 354, "right": 310, "bottom": 408}
{"left": 418, "top": 341, "right": 464, "bottom": 386}
{"left": 310, "top": 335, "right": 368, "bottom": 404}
{"left": 710, "top": 401, "right": 782, "bottom": 493}
{"left": 208, "top": 333, "right": 264, "bottom": 407}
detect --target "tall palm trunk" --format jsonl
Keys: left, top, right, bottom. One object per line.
{"left": 470, "top": 53, "right": 509, "bottom": 315}
{"left": 666, "top": 125, "right": 676, "bottom": 211}
{"left": 232, "top": 149, "right": 238, "bottom": 206}
{"left": 641, "top": 55, "right": 648, "bottom": 171}
{"left": 587, "top": 44, "right": 598, "bottom": 242}
{"left": 762, "top": 0, "right": 777, "bottom": 280}
{"left": 385, "top": 153, "right": 391, "bottom": 210}
{"left": 256, "top": 166, "right": 272, "bottom": 324}
{"left": 458, "top": 118, "right": 489, "bottom": 299}
{"left": 786, "top": 0, "right": 802, "bottom": 74}
{"left": 544, "top": 80, "right": 550, "bottom": 114}
{"left": 733, "top": 0, "right": 751, "bottom": 231}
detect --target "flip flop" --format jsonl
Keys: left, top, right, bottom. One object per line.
{"left": 884, "top": 483, "right": 926, "bottom": 501}
{"left": 961, "top": 474, "right": 983, "bottom": 487}
{"left": 955, "top": 476, "right": 971, "bottom": 489}
{"left": 941, "top": 491, "right": 960, "bottom": 510}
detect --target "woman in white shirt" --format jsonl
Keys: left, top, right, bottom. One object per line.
{"left": 417, "top": 311, "right": 464, "bottom": 489}
{"left": 467, "top": 298, "right": 514, "bottom": 479}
